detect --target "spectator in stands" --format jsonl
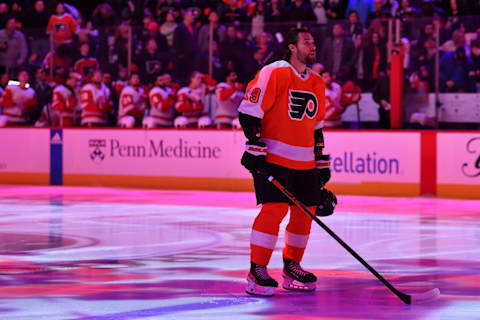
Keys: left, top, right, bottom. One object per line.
{"left": 24, "top": 1, "right": 50, "bottom": 62}
{"left": 173, "top": 9, "right": 199, "bottom": 86}
{"left": 214, "top": 71, "right": 243, "bottom": 128}
{"left": 47, "top": 2, "right": 78, "bottom": 45}
{"left": 11, "top": 1, "right": 26, "bottom": 27}
{"left": 81, "top": 70, "right": 113, "bottom": 126}
{"left": 141, "top": 20, "right": 169, "bottom": 53}
{"left": 0, "top": 17, "right": 27, "bottom": 78}
{"left": 320, "top": 23, "right": 355, "bottom": 82}
{"left": 440, "top": 0, "right": 468, "bottom": 16}
{"left": 249, "top": 0, "right": 266, "bottom": 39}
{"left": 139, "top": 38, "right": 168, "bottom": 85}
{"left": 112, "top": 23, "right": 136, "bottom": 69}
{"left": 284, "top": 0, "right": 316, "bottom": 22}
{"left": 42, "top": 43, "right": 74, "bottom": 84}
{"left": 363, "top": 31, "right": 387, "bottom": 89}
{"left": 198, "top": 11, "right": 226, "bottom": 55}
{"left": 118, "top": 72, "right": 146, "bottom": 127}
{"left": 372, "top": 67, "right": 390, "bottom": 129}
{"left": 440, "top": 46, "right": 473, "bottom": 92}
{"left": 441, "top": 29, "right": 470, "bottom": 58}
{"left": 352, "top": 33, "right": 365, "bottom": 89}
{"left": 265, "top": 0, "right": 285, "bottom": 23}
{"left": 325, "top": 0, "right": 348, "bottom": 20}
{"left": 0, "top": 3, "right": 8, "bottom": 29}
{"left": 312, "top": 62, "right": 324, "bottom": 74}
{"left": 143, "top": 73, "right": 176, "bottom": 128}
{"left": 220, "top": 25, "right": 242, "bottom": 76}
{"left": 345, "top": 10, "right": 364, "bottom": 41}
{"left": 469, "top": 39, "right": 480, "bottom": 92}
{"left": 221, "top": 0, "right": 247, "bottom": 24}
{"left": 367, "top": 0, "right": 391, "bottom": 25}
{"left": 0, "top": 70, "right": 37, "bottom": 126}
{"left": 396, "top": 0, "right": 420, "bottom": 18}
{"left": 160, "top": 9, "right": 178, "bottom": 50}
{"left": 420, "top": 0, "right": 444, "bottom": 17}
{"left": 411, "top": 38, "right": 436, "bottom": 92}
{"left": 74, "top": 42, "right": 99, "bottom": 82}
{"left": 346, "top": 0, "right": 373, "bottom": 24}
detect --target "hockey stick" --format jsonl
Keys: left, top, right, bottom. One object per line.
{"left": 262, "top": 173, "right": 440, "bottom": 304}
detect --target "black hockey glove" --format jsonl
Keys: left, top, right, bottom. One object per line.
{"left": 315, "top": 187, "right": 337, "bottom": 217}
{"left": 316, "top": 154, "right": 331, "bottom": 186}
{"left": 241, "top": 141, "right": 268, "bottom": 175}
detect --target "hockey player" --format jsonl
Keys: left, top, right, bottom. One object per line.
{"left": 80, "top": 70, "right": 113, "bottom": 126}
{"left": 238, "top": 28, "right": 332, "bottom": 296}
{"left": 51, "top": 72, "right": 81, "bottom": 126}
{"left": 118, "top": 73, "right": 147, "bottom": 128}
{"left": 321, "top": 71, "right": 343, "bottom": 128}
{"left": 174, "top": 71, "right": 216, "bottom": 128}
{"left": 0, "top": 71, "right": 37, "bottom": 126}
{"left": 214, "top": 71, "right": 244, "bottom": 128}
{"left": 143, "top": 74, "right": 176, "bottom": 128}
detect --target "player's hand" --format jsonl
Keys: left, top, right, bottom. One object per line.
{"left": 316, "top": 154, "right": 331, "bottom": 186}
{"left": 315, "top": 187, "right": 337, "bottom": 217}
{"left": 241, "top": 141, "right": 267, "bottom": 175}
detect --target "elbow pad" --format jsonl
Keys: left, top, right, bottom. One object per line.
{"left": 239, "top": 112, "right": 262, "bottom": 143}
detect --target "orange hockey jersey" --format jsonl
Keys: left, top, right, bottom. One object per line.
{"left": 46, "top": 13, "right": 78, "bottom": 43}
{"left": 238, "top": 60, "right": 326, "bottom": 170}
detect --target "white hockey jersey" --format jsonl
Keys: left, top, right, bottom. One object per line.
{"left": 323, "top": 82, "right": 343, "bottom": 128}
{"left": 118, "top": 86, "right": 146, "bottom": 122}
{"left": 80, "top": 83, "right": 112, "bottom": 125}
{"left": 214, "top": 82, "right": 243, "bottom": 125}
{"left": 52, "top": 84, "right": 78, "bottom": 119}
{"left": 149, "top": 85, "right": 176, "bottom": 126}
{"left": 0, "top": 84, "right": 37, "bottom": 124}
{"left": 175, "top": 85, "right": 209, "bottom": 125}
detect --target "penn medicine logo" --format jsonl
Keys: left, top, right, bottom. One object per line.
{"left": 89, "top": 139, "right": 107, "bottom": 164}
{"left": 288, "top": 90, "right": 318, "bottom": 120}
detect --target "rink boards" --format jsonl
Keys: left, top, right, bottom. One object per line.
{"left": 0, "top": 128, "right": 479, "bottom": 198}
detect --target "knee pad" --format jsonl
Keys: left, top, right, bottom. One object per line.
{"left": 232, "top": 117, "right": 241, "bottom": 129}
{"left": 119, "top": 116, "right": 136, "bottom": 128}
{"left": 142, "top": 116, "right": 157, "bottom": 129}
{"left": 198, "top": 116, "right": 212, "bottom": 128}
{"left": 174, "top": 116, "right": 188, "bottom": 128}
{"left": 0, "top": 115, "right": 7, "bottom": 127}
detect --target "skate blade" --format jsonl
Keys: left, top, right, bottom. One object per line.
{"left": 282, "top": 275, "right": 316, "bottom": 291}
{"left": 246, "top": 277, "right": 276, "bottom": 297}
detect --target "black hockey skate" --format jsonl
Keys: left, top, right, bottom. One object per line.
{"left": 282, "top": 258, "right": 317, "bottom": 291}
{"left": 246, "top": 262, "right": 278, "bottom": 297}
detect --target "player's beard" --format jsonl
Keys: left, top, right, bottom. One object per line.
{"left": 299, "top": 50, "right": 316, "bottom": 65}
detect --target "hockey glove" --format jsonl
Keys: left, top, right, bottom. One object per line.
{"left": 241, "top": 141, "right": 267, "bottom": 175}
{"left": 315, "top": 187, "right": 337, "bottom": 217}
{"left": 316, "top": 154, "right": 331, "bottom": 186}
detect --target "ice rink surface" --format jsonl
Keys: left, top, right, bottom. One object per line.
{"left": 0, "top": 185, "right": 479, "bottom": 320}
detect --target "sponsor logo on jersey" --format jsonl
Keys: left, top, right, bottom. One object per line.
{"left": 89, "top": 139, "right": 107, "bottom": 164}
{"left": 461, "top": 137, "right": 480, "bottom": 178}
{"left": 288, "top": 90, "right": 318, "bottom": 120}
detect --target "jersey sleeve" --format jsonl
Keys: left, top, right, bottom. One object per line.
{"left": 52, "top": 90, "right": 65, "bottom": 111}
{"left": 238, "top": 65, "right": 279, "bottom": 119}
{"left": 314, "top": 78, "right": 326, "bottom": 130}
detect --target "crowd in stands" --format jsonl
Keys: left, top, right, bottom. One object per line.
{"left": 0, "top": 0, "right": 480, "bottom": 128}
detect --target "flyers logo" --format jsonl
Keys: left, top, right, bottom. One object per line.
{"left": 288, "top": 90, "right": 318, "bottom": 120}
